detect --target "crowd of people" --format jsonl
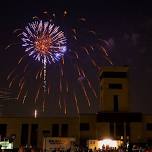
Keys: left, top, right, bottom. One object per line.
{"left": 16, "top": 144, "right": 152, "bottom": 152}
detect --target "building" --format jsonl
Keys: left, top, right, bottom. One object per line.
{"left": 0, "top": 66, "right": 152, "bottom": 148}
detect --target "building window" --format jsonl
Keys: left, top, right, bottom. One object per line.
{"left": 113, "top": 95, "right": 119, "bottom": 112}
{"left": 80, "top": 123, "right": 90, "bottom": 131}
{"left": 21, "top": 124, "right": 29, "bottom": 146}
{"left": 52, "top": 124, "right": 59, "bottom": 137}
{"left": 109, "top": 122, "right": 114, "bottom": 137}
{"left": 109, "top": 83, "right": 122, "bottom": 89}
{"left": 100, "top": 72, "right": 127, "bottom": 79}
{"left": 116, "top": 122, "right": 124, "bottom": 139}
{"left": 42, "top": 130, "right": 50, "bottom": 137}
{"left": 146, "top": 123, "right": 152, "bottom": 131}
{"left": 0, "top": 124, "right": 7, "bottom": 140}
{"left": 61, "top": 124, "right": 68, "bottom": 137}
{"left": 30, "top": 124, "right": 38, "bottom": 147}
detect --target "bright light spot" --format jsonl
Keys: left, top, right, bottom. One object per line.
{"left": 64, "top": 10, "right": 68, "bottom": 16}
{"left": 0, "top": 140, "right": 13, "bottom": 149}
{"left": 34, "top": 109, "right": 38, "bottom": 118}
{"left": 98, "top": 139, "right": 118, "bottom": 149}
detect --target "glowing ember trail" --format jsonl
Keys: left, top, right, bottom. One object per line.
{"left": 5, "top": 11, "right": 113, "bottom": 115}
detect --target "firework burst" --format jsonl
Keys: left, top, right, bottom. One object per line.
{"left": 22, "top": 20, "right": 67, "bottom": 64}
{"left": 5, "top": 11, "right": 112, "bottom": 115}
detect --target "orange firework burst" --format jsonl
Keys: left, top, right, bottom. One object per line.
{"left": 34, "top": 35, "right": 52, "bottom": 54}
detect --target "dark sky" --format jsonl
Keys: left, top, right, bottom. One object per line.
{"left": 0, "top": 0, "right": 152, "bottom": 116}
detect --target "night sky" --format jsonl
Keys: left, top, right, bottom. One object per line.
{"left": 0, "top": 0, "right": 152, "bottom": 116}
